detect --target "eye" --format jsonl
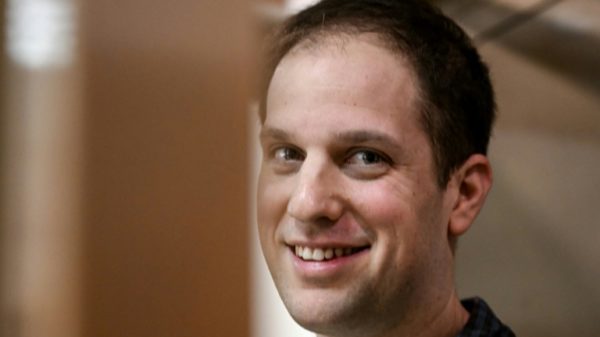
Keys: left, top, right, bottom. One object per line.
{"left": 268, "top": 146, "right": 304, "bottom": 174}
{"left": 273, "top": 147, "right": 304, "bottom": 162}
{"left": 344, "top": 149, "right": 391, "bottom": 178}
{"left": 346, "top": 149, "right": 388, "bottom": 166}
{"left": 347, "top": 150, "right": 384, "bottom": 165}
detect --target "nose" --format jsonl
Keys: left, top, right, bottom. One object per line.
{"left": 287, "top": 156, "right": 344, "bottom": 224}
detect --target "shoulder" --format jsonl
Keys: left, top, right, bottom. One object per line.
{"left": 457, "top": 297, "right": 516, "bottom": 337}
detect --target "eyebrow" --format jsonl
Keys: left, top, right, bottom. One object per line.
{"left": 334, "top": 130, "right": 398, "bottom": 147}
{"left": 260, "top": 127, "right": 399, "bottom": 149}
{"left": 259, "top": 127, "right": 293, "bottom": 142}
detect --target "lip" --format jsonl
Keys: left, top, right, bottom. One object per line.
{"left": 289, "top": 245, "right": 371, "bottom": 280}
{"left": 286, "top": 238, "right": 371, "bottom": 250}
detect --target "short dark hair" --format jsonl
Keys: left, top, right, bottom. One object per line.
{"left": 259, "top": 0, "right": 496, "bottom": 187}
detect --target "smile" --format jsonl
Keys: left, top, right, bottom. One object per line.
{"left": 294, "top": 245, "right": 369, "bottom": 261}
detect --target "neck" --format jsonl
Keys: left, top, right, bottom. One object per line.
{"left": 316, "top": 290, "right": 469, "bottom": 337}
{"left": 409, "top": 290, "right": 469, "bottom": 337}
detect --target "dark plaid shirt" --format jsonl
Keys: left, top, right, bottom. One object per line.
{"left": 457, "top": 297, "right": 516, "bottom": 337}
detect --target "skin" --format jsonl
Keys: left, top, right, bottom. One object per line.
{"left": 257, "top": 34, "right": 492, "bottom": 337}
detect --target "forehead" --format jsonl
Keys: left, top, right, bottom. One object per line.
{"left": 265, "top": 33, "right": 421, "bottom": 130}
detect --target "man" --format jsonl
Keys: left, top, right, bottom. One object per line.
{"left": 256, "top": 0, "right": 515, "bottom": 336}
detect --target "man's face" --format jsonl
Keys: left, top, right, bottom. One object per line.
{"left": 257, "top": 35, "right": 457, "bottom": 336}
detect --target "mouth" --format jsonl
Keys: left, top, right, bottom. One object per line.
{"left": 292, "top": 245, "right": 370, "bottom": 261}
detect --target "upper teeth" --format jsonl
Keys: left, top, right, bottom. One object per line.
{"left": 295, "top": 246, "right": 356, "bottom": 261}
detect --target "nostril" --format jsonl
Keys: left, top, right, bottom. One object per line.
{"left": 313, "top": 216, "right": 337, "bottom": 227}
{"left": 287, "top": 195, "right": 344, "bottom": 223}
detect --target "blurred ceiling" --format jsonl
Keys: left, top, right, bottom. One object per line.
{"left": 433, "top": 0, "right": 600, "bottom": 97}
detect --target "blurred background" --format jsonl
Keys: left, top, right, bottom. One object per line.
{"left": 1, "top": 0, "right": 252, "bottom": 336}
{"left": 0, "top": 0, "right": 598, "bottom": 337}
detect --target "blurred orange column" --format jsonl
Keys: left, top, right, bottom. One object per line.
{"left": 79, "top": 0, "right": 253, "bottom": 337}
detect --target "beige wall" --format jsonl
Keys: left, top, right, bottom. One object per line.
{"left": 456, "top": 42, "right": 600, "bottom": 337}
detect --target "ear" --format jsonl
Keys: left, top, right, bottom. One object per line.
{"left": 447, "top": 154, "right": 493, "bottom": 237}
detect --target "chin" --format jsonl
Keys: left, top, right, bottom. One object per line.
{"left": 291, "top": 311, "right": 378, "bottom": 337}
{"left": 290, "top": 311, "right": 354, "bottom": 337}
{"left": 280, "top": 287, "right": 374, "bottom": 336}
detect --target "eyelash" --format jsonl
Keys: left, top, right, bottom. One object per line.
{"left": 271, "top": 146, "right": 304, "bottom": 162}
{"left": 346, "top": 148, "right": 392, "bottom": 166}
{"left": 269, "top": 145, "right": 392, "bottom": 168}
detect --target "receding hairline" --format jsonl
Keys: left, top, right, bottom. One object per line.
{"left": 266, "top": 28, "right": 428, "bottom": 119}
{"left": 284, "top": 28, "right": 401, "bottom": 57}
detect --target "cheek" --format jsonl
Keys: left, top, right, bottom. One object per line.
{"left": 350, "top": 180, "right": 439, "bottom": 254}
{"left": 351, "top": 180, "right": 414, "bottom": 227}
